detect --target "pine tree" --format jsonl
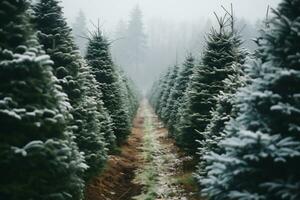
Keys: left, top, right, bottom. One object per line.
{"left": 154, "top": 67, "right": 172, "bottom": 115}
{"left": 148, "top": 79, "right": 159, "bottom": 108}
{"left": 119, "top": 70, "right": 139, "bottom": 121}
{"left": 72, "top": 10, "right": 88, "bottom": 56}
{"left": 196, "top": 33, "right": 247, "bottom": 183}
{"left": 0, "top": 0, "right": 30, "bottom": 49}
{"left": 127, "top": 5, "right": 147, "bottom": 69}
{"left": 167, "top": 54, "right": 195, "bottom": 136}
{"left": 201, "top": 1, "right": 300, "bottom": 199}
{"left": 73, "top": 60, "right": 115, "bottom": 179}
{"left": 34, "top": 0, "right": 111, "bottom": 179}
{"left": 200, "top": 61, "right": 245, "bottom": 155}
{"left": 149, "top": 75, "right": 165, "bottom": 112}
{"left": 33, "top": 0, "right": 81, "bottom": 103}
{"left": 156, "top": 66, "right": 173, "bottom": 117}
{"left": 0, "top": 1, "right": 86, "bottom": 199}
{"left": 177, "top": 23, "right": 238, "bottom": 153}
{"left": 160, "top": 64, "right": 180, "bottom": 123}
{"left": 196, "top": 61, "right": 246, "bottom": 188}
{"left": 86, "top": 29, "right": 131, "bottom": 145}
{"left": 128, "top": 78, "right": 140, "bottom": 119}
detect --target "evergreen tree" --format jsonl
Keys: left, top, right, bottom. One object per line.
{"left": 148, "top": 80, "right": 159, "bottom": 108}
{"left": 196, "top": 61, "right": 246, "bottom": 188}
{"left": 155, "top": 67, "right": 172, "bottom": 115}
{"left": 201, "top": 1, "right": 300, "bottom": 199}
{"left": 128, "top": 78, "right": 140, "bottom": 118}
{"left": 0, "top": 0, "right": 30, "bottom": 49}
{"left": 167, "top": 54, "right": 195, "bottom": 135}
{"left": 160, "top": 64, "right": 180, "bottom": 123}
{"left": 73, "top": 60, "right": 115, "bottom": 179}
{"left": 196, "top": 33, "right": 247, "bottom": 184}
{"left": 72, "top": 10, "right": 88, "bottom": 56}
{"left": 119, "top": 70, "right": 139, "bottom": 121}
{"left": 116, "top": 69, "right": 133, "bottom": 129}
{"left": 148, "top": 75, "right": 165, "bottom": 112}
{"left": 34, "top": 0, "right": 110, "bottom": 179}
{"left": 33, "top": 0, "right": 80, "bottom": 103}
{"left": 86, "top": 29, "right": 131, "bottom": 145}
{"left": 200, "top": 61, "right": 245, "bottom": 155}
{"left": 156, "top": 66, "right": 177, "bottom": 119}
{"left": 0, "top": 1, "right": 86, "bottom": 199}
{"left": 126, "top": 5, "right": 147, "bottom": 86}
{"left": 177, "top": 23, "right": 238, "bottom": 153}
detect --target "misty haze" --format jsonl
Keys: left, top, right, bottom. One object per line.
{"left": 65, "top": 0, "right": 280, "bottom": 91}
{"left": 1, "top": 0, "right": 300, "bottom": 200}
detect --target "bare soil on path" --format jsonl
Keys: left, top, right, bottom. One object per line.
{"left": 85, "top": 107, "right": 144, "bottom": 200}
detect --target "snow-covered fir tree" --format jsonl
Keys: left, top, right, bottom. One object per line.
{"left": 148, "top": 80, "right": 159, "bottom": 107}
{"left": 200, "top": 0, "right": 300, "bottom": 199}
{"left": 157, "top": 66, "right": 177, "bottom": 119}
{"left": 196, "top": 32, "right": 247, "bottom": 183}
{"left": 200, "top": 62, "right": 245, "bottom": 154}
{"left": 0, "top": 0, "right": 86, "bottom": 199}
{"left": 33, "top": 0, "right": 81, "bottom": 103}
{"left": 160, "top": 64, "right": 180, "bottom": 124}
{"left": 176, "top": 20, "right": 239, "bottom": 154}
{"left": 148, "top": 75, "right": 165, "bottom": 111}
{"left": 33, "top": 0, "right": 112, "bottom": 179}
{"left": 196, "top": 61, "right": 246, "bottom": 188}
{"left": 155, "top": 67, "right": 172, "bottom": 115}
{"left": 86, "top": 29, "right": 131, "bottom": 145}
{"left": 167, "top": 54, "right": 195, "bottom": 136}
{"left": 119, "top": 70, "right": 140, "bottom": 121}
{"left": 73, "top": 60, "right": 115, "bottom": 179}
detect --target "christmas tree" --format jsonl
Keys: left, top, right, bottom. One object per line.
{"left": 0, "top": 1, "right": 86, "bottom": 199}
{"left": 177, "top": 21, "right": 237, "bottom": 153}
{"left": 34, "top": 0, "right": 81, "bottom": 103}
{"left": 160, "top": 64, "right": 180, "bottom": 123}
{"left": 73, "top": 60, "right": 115, "bottom": 179}
{"left": 167, "top": 54, "right": 195, "bottom": 136}
{"left": 34, "top": 0, "right": 111, "bottom": 179}
{"left": 156, "top": 67, "right": 173, "bottom": 116}
{"left": 86, "top": 29, "right": 131, "bottom": 145}
{"left": 201, "top": 0, "right": 300, "bottom": 199}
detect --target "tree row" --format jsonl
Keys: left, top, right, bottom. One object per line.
{"left": 0, "top": 0, "right": 139, "bottom": 199}
{"left": 149, "top": 0, "right": 300, "bottom": 199}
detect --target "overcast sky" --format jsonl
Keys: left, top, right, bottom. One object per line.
{"left": 61, "top": 0, "right": 280, "bottom": 30}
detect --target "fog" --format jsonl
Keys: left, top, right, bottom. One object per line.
{"left": 62, "top": 0, "right": 279, "bottom": 28}
{"left": 62, "top": 0, "right": 280, "bottom": 91}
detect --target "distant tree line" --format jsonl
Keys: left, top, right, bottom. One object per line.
{"left": 0, "top": 0, "right": 139, "bottom": 199}
{"left": 149, "top": 0, "right": 300, "bottom": 199}
{"left": 108, "top": 5, "right": 259, "bottom": 91}
{"left": 111, "top": 5, "right": 148, "bottom": 90}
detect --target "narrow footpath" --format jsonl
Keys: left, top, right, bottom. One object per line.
{"left": 85, "top": 100, "right": 200, "bottom": 200}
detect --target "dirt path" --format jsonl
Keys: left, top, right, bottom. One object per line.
{"left": 85, "top": 106, "right": 144, "bottom": 200}
{"left": 85, "top": 101, "right": 200, "bottom": 200}
{"left": 133, "top": 101, "right": 199, "bottom": 200}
